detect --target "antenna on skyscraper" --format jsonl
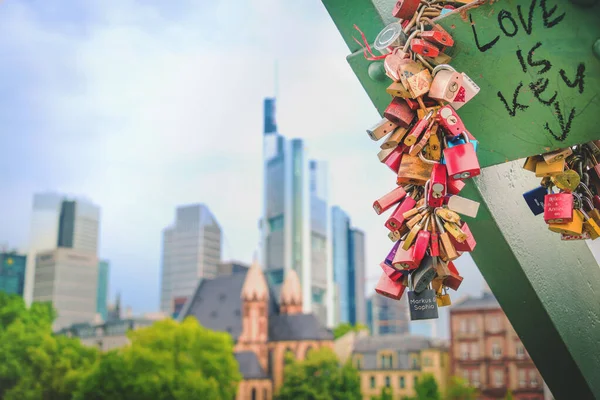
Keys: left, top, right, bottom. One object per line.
{"left": 274, "top": 59, "right": 279, "bottom": 99}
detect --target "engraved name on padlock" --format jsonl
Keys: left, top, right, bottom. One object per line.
{"left": 544, "top": 193, "right": 574, "bottom": 224}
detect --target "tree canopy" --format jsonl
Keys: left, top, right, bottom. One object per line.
{"left": 333, "top": 322, "right": 369, "bottom": 339}
{"left": 402, "top": 374, "right": 441, "bottom": 400}
{"left": 445, "top": 376, "right": 478, "bottom": 400}
{"left": 276, "top": 346, "right": 362, "bottom": 400}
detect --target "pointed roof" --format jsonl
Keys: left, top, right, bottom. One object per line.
{"left": 280, "top": 269, "right": 302, "bottom": 306}
{"left": 241, "top": 260, "right": 269, "bottom": 301}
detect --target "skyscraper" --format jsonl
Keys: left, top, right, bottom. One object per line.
{"left": 331, "top": 207, "right": 366, "bottom": 326}
{"left": 366, "top": 294, "right": 410, "bottom": 336}
{"left": 160, "top": 204, "right": 222, "bottom": 318}
{"left": 25, "top": 193, "right": 100, "bottom": 305}
{"left": 261, "top": 97, "right": 334, "bottom": 327}
{"left": 0, "top": 252, "right": 27, "bottom": 296}
{"left": 97, "top": 260, "right": 110, "bottom": 321}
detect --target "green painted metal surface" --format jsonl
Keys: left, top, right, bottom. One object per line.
{"left": 324, "top": 0, "right": 600, "bottom": 167}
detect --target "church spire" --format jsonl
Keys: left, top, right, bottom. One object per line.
{"left": 279, "top": 269, "right": 303, "bottom": 314}
{"left": 241, "top": 259, "right": 269, "bottom": 301}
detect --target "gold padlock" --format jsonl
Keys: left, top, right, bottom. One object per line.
{"left": 433, "top": 259, "right": 452, "bottom": 278}
{"left": 548, "top": 210, "right": 584, "bottom": 235}
{"left": 543, "top": 147, "right": 573, "bottom": 164}
{"left": 551, "top": 170, "right": 580, "bottom": 192}
{"left": 588, "top": 209, "right": 600, "bottom": 225}
{"left": 523, "top": 155, "right": 542, "bottom": 172}
{"left": 397, "top": 154, "right": 433, "bottom": 185}
{"left": 582, "top": 210, "right": 600, "bottom": 239}
{"left": 386, "top": 81, "right": 412, "bottom": 98}
{"left": 444, "top": 222, "right": 467, "bottom": 243}
{"left": 436, "top": 290, "right": 452, "bottom": 307}
{"left": 417, "top": 106, "right": 440, "bottom": 120}
{"left": 406, "top": 69, "right": 432, "bottom": 99}
{"left": 535, "top": 158, "right": 565, "bottom": 177}
{"left": 381, "top": 127, "right": 409, "bottom": 150}
{"left": 436, "top": 208, "right": 461, "bottom": 224}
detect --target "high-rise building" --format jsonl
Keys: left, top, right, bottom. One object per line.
{"left": 24, "top": 193, "right": 100, "bottom": 305}
{"left": 0, "top": 252, "right": 27, "bottom": 296}
{"left": 450, "top": 290, "right": 546, "bottom": 400}
{"left": 261, "top": 97, "right": 334, "bottom": 327}
{"left": 331, "top": 207, "right": 366, "bottom": 326}
{"left": 160, "top": 204, "right": 222, "bottom": 318}
{"left": 33, "top": 248, "right": 98, "bottom": 330}
{"left": 97, "top": 260, "right": 109, "bottom": 321}
{"left": 366, "top": 293, "right": 410, "bottom": 336}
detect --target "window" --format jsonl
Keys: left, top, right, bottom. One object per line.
{"left": 423, "top": 356, "right": 432, "bottom": 366}
{"left": 263, "top": 388, "right": 268, "bottom": 400}
{"left": 469, "top": 319, "right": 477, "bottom": 333}
{"left": 460, "top": 319, "right": 468, "bottom": 333}
{"left": 399, "top": 376, "right": 405, "bottom": 389}
{"left": 492, "top": 343, "right": 502, "bottom": 359}
{"left": 519, "top": 370, "right": 527, "bottom": 387}
{"left": 472, "top": 370, "right": 480, "bottom": 387}
{"left": 370, "top": 376, "right": 376, "bottom": 388}
{"left": 516, "top": 344, "right": 525, "bottom": 359}
{"left": 529, "top": 370, "right": 538, "bottom": 387}
{"left": 251, "top": 388, "right": 257, "bottom": 400}
{"left": 414, "top": 376, "right": 418, "bottom": 387}
{"left": 494, "top": 370, "right": 504, "bottom": 387}
{"left": 354, "top": 355, "right": 362, "bottom": 370}
{"left": 462, "top": 369, "right": 469, "bottom": 382}
{"left": 461, "top": 343, "right": 469, "bottom": 360}
{"left": 385, "top": 376, "right": 391, "bottom": 387}
{"left": 380, "top": 353, "right": 393, "bottom": 369}
{"left": 489, "top": 316, "right": 500, "bottom": 332}
{"left": 470, "top": 343, "right": 479, "bottom": 359}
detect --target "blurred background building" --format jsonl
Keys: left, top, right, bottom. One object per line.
{"left": 0, "top": 251, "right": 27, "bottom": 296}
{"left": 366, "top": 293, "right": 409, "bottom": 336}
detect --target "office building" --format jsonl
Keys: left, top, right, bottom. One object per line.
{"left": 331, "top": 206, "right": 366, "bottom": 326}
{"left": 33, "top": 248, "right": 98, "bottom": 330}
{"left": 366, "top": 293, "right": 410, "bottom": 336}
{"left": 450, "top": 290, "right": 545, "bottom": 400}
{"left": 97, "top": 260, "right": 109, "bottom": 320}
{"left": 261, "top": 97, "right": 334, "bottom": 327}
{"left": 160, "top": 204, "right": 222, "bottom": 318}
{"left": 217, "top": 261, "right": 250, "bottom": 277}
{"left": 345, "top": 334, "right": 449, "bottom": 400}
{"left": 0, "top": 252, "right": 27, "bottom": 296}
{"left": 24, "top": 193, "right": 100, "bottom": 304}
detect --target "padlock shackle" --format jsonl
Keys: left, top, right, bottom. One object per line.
{"left": 419, "top": 150, "right": 439, "bottom": 165}
{"left": 432, "top": 63, "right": 456, "bottom": 78}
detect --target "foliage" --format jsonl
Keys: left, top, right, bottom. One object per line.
{"left": 504, "top": 390, "right": 514, "bottom": 400}
{"left": 0, "top": 292, "right": 97, "bottom": 400}
{"left": 372, "top": 386, "right": 393, "bottom": 400}
{"left": 276, "top": 347, "right": 362, "bottom": 400}
{"left": 333, "top": 322, "right": 369, "bottom": 339}
{"left": 402, "top": 374, "right": 441, "bottom": 400}
{"left": 445, "top": 376, "right": 478, "bottom": 400}
{"left": 74, "top": 317, "right": 241, "bottom": 400}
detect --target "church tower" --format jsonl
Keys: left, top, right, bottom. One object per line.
{"left": 279, "top": 269, "right": 303, "bottom": 315}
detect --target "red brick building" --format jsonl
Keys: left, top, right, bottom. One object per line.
{"left": 450, "top": 290, "right": 545, "bottom": 400}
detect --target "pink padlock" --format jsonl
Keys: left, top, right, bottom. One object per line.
{"left": 429, "top": 65, "right": 464, "bottom": 103}
{"left": 412, "top": 221, "right": 431, "bottom": 264}
{"left": 384, "top": 145, "right": 405, "bottom": 173}
{"left": 375, "top": 271, "right": 406, "bottom": 300}
{"left": 392, "top": 244, "right": 418, "bottom": 270}
{"left": 380, "top": 261, "right": 404, "bottom": 282}
{"left": 385, "top": 194, "right": 417, "bottom": 231}
{"left": 450, "top": 72, "right": 481, "bottom": 110}
{"left": 544, "top": 192, "right": 574, "bottom": 224}
{"left": 373, "top": 186, "right": 408, "bottom": 215}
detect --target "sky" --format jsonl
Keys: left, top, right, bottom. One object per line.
{"left": 4, "top": 0, "right": 595, "bottom": 337}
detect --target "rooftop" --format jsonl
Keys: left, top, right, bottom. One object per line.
{"left": 451, "top": 291, "right": 501, "bottom": 312}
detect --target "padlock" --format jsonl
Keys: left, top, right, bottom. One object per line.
{"left": 411, "top": 38, "right": 440, "bottom": 58}
{"left": 398, "top": 60, "right": 425, "bottom": 94}
{"left": 535, "top": 158, "right": 565, "bottom": 177}
{"left": 429, "top": 65, "right": 464, "bottom": 103}
{"left": 443, "top": 133, "right": 481, "bottom": 180}
{"left": 522, "top": 186, "right": 547, "bottom": 216}
{"left": 447, "top": 178, "right": 465, "bottom": 195}
{"left": 397, "top": 154, "right": 434, "bottom": 185}
{"left": 421, "top": 29, "right": 454, "bottom": 47}
{"left": 430, "top": 226, "right": 440, "bottom": 257}
{"left": 403, "top": 214, "right": 429, "bottom": 250}
{"left": 374, "top": 186, "right": 409, "bottom": 215}
{"left": 412, "top": 256, "right": 437, "bottom": 293}
{"left": 381, "top": 260, "right": 404, "bottom": 281}
{"left": 375, "top": 270, "right": 406, "bottom": 300}
{"left": 440, "top": 5, "right": 456, "bottom": 15}
{"left": 378, "top": 147, "right": 395, "bottom": 163}
{"left": 548, "top": 210, "right": 584, "bottom": 235}
{"left": 561, "top": 232, "right": 591, "bottom": 241}
{"left": 428, "top": 165, "right": 447, "bottom": 207}
{"left": 431, "top": 277, "right": 444, "bottom": 293}
{"left": 435, "top": 208, "right": 461, "bottom": 223}
{"left": 368, "top": 118, "right": 399, "bottom": 141}
{"left": 384, "top": 145, "right": 405, "bottom": 173}
{"left": 444, "top": 261, "right": 463, "bottom": 291}
{"left": 435, "top": 214, "right": 459, "bottom": 261}
{"left": 447, "top": 195, "right": 480, "bottom": 218}
{"left": 406, "top": 207, "right": 428, "bottom": 230}
{"left": 424, "top": 52, "right": 452, "bottom": 65}
{"left": 384, "top": 98, "right": 416, "bottom": 129}
{"left": 387, "top": 81, "right": 412, "bottom": 98}
{"left": 385, "top": 193, "right": 418, "bottom": 231}
{"left": 388, "top": 230, "right": 402, "bottom": 242}
{"left": 544, "top": 192, "right": 574, "bottom": 224}
{"left": 436, "top": 287, "right": 452, "bottom": 307}
{"left": 392, "top": 0, "right": 420, "bottom": 19}
{"left": 551, "top": 169, "right": 580, "bottom": 192}
{"left": 444, "top": 221, "right": 467, "bottom": 243}
{"left": 385, "top": 241, "right": 402, "bottom": 267}
{"left": 437, "top": 105, "right": 466, "bottom": 137}
{"left": 450, "top": 72, "right": 481, "bottom": 110}
{"left": 405, "top": 110, "right": 434, "bottom": 146}
{"left": 433, "top": 257, "right": 451, "bottom": 277}
{"left": 412, "top": 217, "right": 431, "bottom": 264}
{"left": 381, "top": 127, "right": 408, "bottom": 150}
{"left": 523, "top": 155, "right": 543, "bottom": 172}
{"left": 543, "top": 147, "right": 573, "bottom": 164}
{"left": 427, "top": 124, "right": 442, "bottom": 161}
{"left": 445, "top": 133, "right": 479, "bottom": 153}
{"left": 449, "top": 222, "right": 477, "bottom": 252}
{"left": 407, "top": 274, "right": 439, "bottom": 321}
{"left": 581, "top": 209, "right": 600, "bottom": 239}
{"left": 406, "top": 69, "right": 433, "bottom": 99}
{"left": 407, "top": 98, "right": 437, "bottom": 111}
{"left": 409, "top": 123, "right": 433, "bottom": 156}
{"left": 393, "top": 243, "right": 418, "bottom": 270}
{"left": 418, "top": 106, "right": 440, "bottom": 120}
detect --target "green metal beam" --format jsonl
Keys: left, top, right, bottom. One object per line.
{"left": 322, "top": 0, "right": 600, "bottom": 398}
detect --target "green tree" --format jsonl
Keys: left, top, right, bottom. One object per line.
{"left": 333, "top": 322, "right": 369, "bottom": 339}
{"left": 74, "top": 317, "right": 241, "bottom": 400}
{"left": 445, "top": 376, "right": 477, "bottom": 400}
{"left": 504, "top": 390, "right": 514, "bottom": 400}
{"left": 402, "top": 374, "right": 441, "bottom": 400}
{"left": 372, "top": 386, "right": 393, "bottom": 400}
{"left": 276, "top": 347, "right": 361, "bottom": 400}
{"left": 0, "top": 293, "right": 97, "bottom": 400}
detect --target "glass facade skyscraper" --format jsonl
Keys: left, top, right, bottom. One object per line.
{"left": 97, "top": 260, "right": 109, "bottom": 320}
{"left": 331, "top": 207, "right": 366, "bottom": 326}
{"left": 366, "top": 294, "right": 410, "bottom": 336}
{"left": 0, "top": 253, "right": 27, "bottom": 296}
{"left": 261, "top": 97, "right": 333, "bottom": 327}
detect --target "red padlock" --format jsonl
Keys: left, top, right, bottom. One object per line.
{"left": 384, "top": 145, "right": 405, "bottom": 173}
{"left": 380, "top": 261, "right": 404, "bottom": 282}
{"left": 449, "top": 222, "right": 477, "bottom": 252}
{"left": 428, "top": 164, "right": 447, "bottom": 207}
{"left": 392, "top": 0, "right": 420, "bottom": 19}
{"left": 412, "top": 219, "right": 431, "bottom": 264}
{"left": 444, "top": 261, "right": 463, "bottom": 291}
{"left": 443, "top": 133, "right": 481, "bottom": 180}
{"left": 392, "top": 244, "right": 418, "bottom": 270}
{"left": 384, "top": 98, "right": 416, "bottom": 129}
{"left": 405, "top": 97, "right": 438, "bottom": 110}
{"left": 544, "top": 192, "right": 574, "bottom": 223}
{"left": 385, "top": 194, "right": 417, "bottom": 231}
{"left": 404, "top": 110, "right": 434, "bottom": 146}
{"left": 430, "top": 231, "right": 440, "bottom": 257}
{"left": 437, "top": 105, "right": 466, "bottom": 137}
{"left": 375, "top": 271, "right": 406, "bottom": 300}
{"left": 374, "top": 186, "right": 408, "bottom": 215}
{"left": 421, "top": 30, "right": 454, "bottom": 47}
{"left": 447, "top": 177, "right": 465, "bottom": 195}
{"left": 410, "top": 38, "right": 440, "bottom": 58}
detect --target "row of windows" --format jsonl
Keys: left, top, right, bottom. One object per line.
{"left": 370, "top": 375, "right": 417, "bottom": 389}
{"left": 457, "top": 316, "right": 507, "bottom": 333}
{"left": 459, "top": 343, "right": 525, "bottom": 359}
{"left": 461, "top": 369, "right": 539, "bottom": 388}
